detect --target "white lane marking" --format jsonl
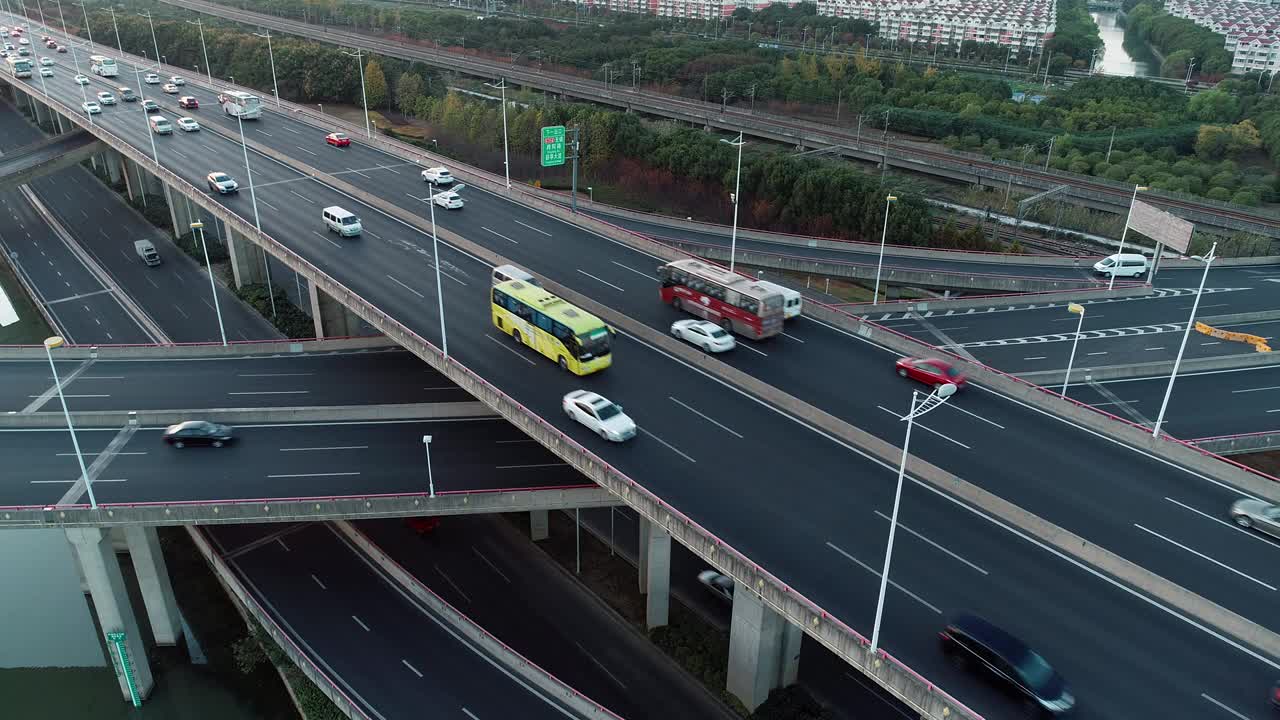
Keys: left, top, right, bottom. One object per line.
{"left": 669, "top": 396, "right": 743, "bottom": 438}
{"left": 472, "top": 547, "right": 511, "bottom": 584}
{"left": 32, "top": 478, "right": 128, "bottom": 483}
{"left": 377, "top": 164, "right": 401, "bottom": 174}
{"left": 283, "top": 126, "right": 300, "bottom": 135}
{"left": 401, "top": 659, "right": 424, "bottom": 678}
{"left": 256, "top": 129, "right": 273, "bottom": 137}
{"left": 258, "top": 198, "right": 279, "bottom": 212}
{"left": 1164, "top": 497, "right": 1280, "bottom": 548}
{"left": 461, "top": 710, "right": 480, "bottom": 720}
{"left": 1086, "top": 351, "right": 1108, "bottom": 356}
{"left": 1201, "top": 341, "right": 1221, "bottom": 346}
{"left": 290, "top": 190, "right": 314, "bottom": 204}
{"left": 434, "top": 564, "right": 471, "bottom": 603}
{"left": 577, "top": 269, "right": 624, "bottom": 292}
{"left": 279, "top": 446, "right": 369, "bottom": 452}
{"left": 735, "top": 341, "right": 769, "bottom": 357}
{"left": 276, "top": 538, "right": 291, "bottom": 552}
{"left": 514, "top": 219, "right": 551, "bottom": 236}
{"left": 495, "top": 462, "right": 568, "bottom": 469}
{"left": 55, "top": 451, "right": 146, "bottom": 456}
{"left": 826, "top": 541, "right": 941, "bottom": 614}
{"left": 227, "top": 390, "right": 310, "bottom": 395}
{"left": 1232, "top": 384, "right": 1280, "bottom": 394}
{"left": 486, "top": 334, "right": 536, "bottom": 365}
{"left": 29, "top": 394, "right": 108, "bottom": 398}
{"left": 1200, "top": 693, "right": 1250, "bottom": 719}
{"left": 387, "top": 274, "right": 425, "bottom": 299}
{"left": 310, "top": 231, "right": 341, "bottom": 249}
{"left": 873, "top": 510, "right": 989, "bottom": 575}
{"left": 266, "top": 472, "right": 362, "bottom": 478}
{"left": 574, "top": 641, "right": 628, "bottom": 689}
{"left": 942, "top": 401, "right": 1004, "bottom": 429}
{"left": 346, "top": 167, "right": 372, "bottom": 180}
{"left": 352, "top": 615, "right": 370, "bottom": 632}
{"left": 782, "top": 332, "right": 805, "bottom": 343}
{"left": 366, "top": 231, "right": 382, "bottom": 239}
{"left": 1144, "top": 347, "right": 1164, "bottom": 351}
{"left": 610, "top": 260, "right": 656, "bottom": 281}
{"left": 1024, "top": 356, "right": 1047, "bottom": 360}
{"left": 311, "top": 574, "right": 327, "bottom": 590}
{"left": 1133, "top": 524, "right": 1276, "bottom": 591}
{"left": 482, "top": 226, "right": 518, "bottom": 244}
{"left": 238, "top": 373, "right": 315, "bottom": 377}
{"left": 295, "top": 145, "right": 318, "bottom": 156}
{"left": 640, "top": 428, "right": 696, "bottom": 463}
{"left": 876, "top": 406, "right": 971, "bottom": 449}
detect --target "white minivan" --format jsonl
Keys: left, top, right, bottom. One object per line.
{"left": 148, "top": 115, "right": 172, "bottom": 135}
{"left": 755, "top": 280, "right": 803, "bottom": 319}
{"left": 322, "top": 206, "right": 362, "bottom": 237}
{"left": 1093, "top": 253, "right": 1148, "bottom": 278}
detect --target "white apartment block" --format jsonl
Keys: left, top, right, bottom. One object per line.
{"left": 1166, "top": 0, "right": 1280, "bottom": 72}
{"left": 815, "top": 0, "right": 1056, "bottom": 50}
{"left": 584, "top": 0, "right": 773, "bottom": 20}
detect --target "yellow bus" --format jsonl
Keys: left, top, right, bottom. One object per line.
{"left": 491, "top": 279, "right": 613, "bottom": 375}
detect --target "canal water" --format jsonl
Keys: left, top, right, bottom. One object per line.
{"left": 1091, "top": 11, "right": 1158, "bottom": 77}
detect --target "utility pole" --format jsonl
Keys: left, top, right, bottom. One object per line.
{"left": 721, "top": 87, "right": 733, "bottom": 112}
{"left": 1106, "top": 125, "right": 1116, "bottom": 163}
{"left": 568, "top": 126, "right": 582, "bottom": 213}
{"left": 602, "top": 61, "right": 611, "bottom": 92}
{"left": 631, "top": 60, "right": 641, "bottom": 89}
{"left": 747, "top": 83, "right": 757, "bottom": 113}
{"left": 880, "top": 109, "right": 891, "bottom": 181}
{"left": 1043, "top": 136, "right": 1055, "bottom": 170}
{"left": 836, "top": 86, "right": 843, "bottom": 123}
{"left": 855, "top": 114, "right": 863, "bottom": 148}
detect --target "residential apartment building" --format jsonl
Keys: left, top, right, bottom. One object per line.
{"left": 1166, "top": 0, "right": 1280, "bottom": 72}
{"left": 815, "top": 0, "right": 1056, "bottom": 51}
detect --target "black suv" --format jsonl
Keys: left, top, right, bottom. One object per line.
{"left": 939, "top": 614, "right": 1074, "bottom": 716}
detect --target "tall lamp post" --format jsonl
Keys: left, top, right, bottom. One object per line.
{"left": 720, "top": 132, "right": 744, "bottom": 273}
{"left": 187, "top": 17, "right": 212, "bottom": 85}
{"left": 872, "top": 194, "right": 897, "bottom": 305}
{"left": 1109, "top": 184, "right": 1148, "bottom": 291}
{"left": 1061, "top": 302, "right": 1085, "bottom": 396}
{"left": 343, "top": 47, "right": 371, "bottom": 139}
{"left": 870, "top": 381, "right": 958, "bottom": 653}
{"left": 191, "top": 221, "right": 227, "bottom": 346}
{"left": 44, "top": 336, "right": 97, "bottom": 509}
{"left": 425, "top": 181, "right": 449, "bottom": 358}
{"left": 254, "top": 28, "right": 280, "bottom": 108}
{"left": 137, "top": 10, "right": 161, "bottom": 70}
{"left": 72, "top": 1, "right": 92, "bottom": 49}
{"left": 1152, "top": 242, "right": 1216, "bottom": 439}
{"left": 485, "top": 78, "right": 511, "bottom": 189}
{"left": 231, "top": 97, "right": 276, "bottom": 318}
{"left": 423, "top": 435, "right": 436, "bottom": 497}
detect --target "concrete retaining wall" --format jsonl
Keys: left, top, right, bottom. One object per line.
{"left": 1193, "top": 433, "right": 1280, "bottom": 456}
{"left": 1015, "top": 348, "right": 1280, "bottom": 386}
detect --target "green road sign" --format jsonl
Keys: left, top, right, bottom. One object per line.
{"left": 541, "top": 125, "right": 566, "bottom": 167}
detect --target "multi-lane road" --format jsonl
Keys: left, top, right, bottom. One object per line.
{"left": 5, "top": 16, "right": 1280, "bottom": 719}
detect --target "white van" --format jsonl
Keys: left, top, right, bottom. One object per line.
{"left": 322, "top": 206, "right": 362, "bottom": 237}
{"left": 492, "top": 264, "right": 538, "bottom": 286}
{"left": 148, "top": 115, "right": 172, "bottom": 135}
{"left": 1093, "top": 253, "right": 1148, "bottom": 278}
{"left": 756, "top": 280, "right": 803, "bottom": 319}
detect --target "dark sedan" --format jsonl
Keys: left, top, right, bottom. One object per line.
{"left": 940, "top": 613, "right": 1074, "bottom": 716}
{"left": 163, "top": 421, "right": 234, "bottom": 448}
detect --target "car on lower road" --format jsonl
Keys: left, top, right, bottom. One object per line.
{"left": 74, "top": 73, "right": 88, "bottom": 85}
{"left": 163, "top": 421, "right": 234, "bottom": 448}
{"left": 940, "top": 613, "right": 1074, "bottom": 716}
{"left": 696, "top": 570, "right": 733, "bottom": 602}
{"left": 325, "top": 131, "right": 350, "bottom": 147}
{"left": 206, "top": 171, "right": 238, "bottom": 194}
{"left": 562, "top": 390, "right": 636, "bottom": 442}
{"left": 671, "top": 319, "right": 735, "bottom": 353}
{"left": 178, "top": 95, "right": 198, "bottom": 109}
{"left": 176, "top": 116, "right": 199, "bottom": 132}
{"left": 1230, "top": 499, "right": 1280, "bottom": 538}
{"left": 895, "top": 356, "right": 966, "bottom": 390}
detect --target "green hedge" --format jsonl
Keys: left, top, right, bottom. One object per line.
{"left": 233, "top": 283, "right": 315, "bottom": 339}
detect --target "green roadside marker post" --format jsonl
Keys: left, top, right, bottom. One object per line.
{"left": 540, "top": 124, "right": 582, "bottom": 213}
{"left": 106, "top": 631, "right": 142, "bottom": 707}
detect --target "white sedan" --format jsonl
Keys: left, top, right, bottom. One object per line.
{"left": 562, "top": 390, "right": 636, "bottom": 442}
{"left": 168, "top": 75, "right": 185, "bottom": 85}
{"left": 143, "top": 73, "right": 159, "bottom": 84}
{"left": 38, "top": 56, "right": 51, "bottom": 66}
{"left": 81, "top": 101, "right": 101, "bottom": 114}
{"left": 670, "top": 319, "right": 735, "bottom": 353}
{"left": 176, "top": 116, "right": 199, "bottom": 132}
{"left": 74, "top": 73, "right": 88, "bottom": 85}
{"left": 38, "top": 67, "right": 51, "bottom": 77}
{"left": 161, "top": 82, "right": 179, "bottom": 94}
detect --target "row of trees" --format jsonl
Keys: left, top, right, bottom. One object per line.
{"left": 1125, "top": 2, "right": 1234, "bottom": 77}
{"left": 1044, "top": 0, "right": 1104, "bottom": 68}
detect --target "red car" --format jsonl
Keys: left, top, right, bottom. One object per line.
{"left": 57, "top": 45, "right": 66, "bottom": 53}
{"left": 895, "top": 357, "right": 966, "bottom": 389}
{"left": 178, "top": 95, "right": 199, "bottom": 109}
{"left": 325, "top": 131, "right": 351, "bottom": 148}
{"left": 405, "top": 516, "right": 440, "bottom": 534}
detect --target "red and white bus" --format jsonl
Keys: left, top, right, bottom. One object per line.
{"left": 658, "top": 259, "right": 785, "bottom": 339}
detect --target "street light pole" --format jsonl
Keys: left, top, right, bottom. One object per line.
{"left": 190, "top": 221, "right": 227, "bottom": 346}
{"left": 873, "top": 194, "right": 897, "bottom": 305}
{"left": 343, "top": 48, "right": 371, "bottom": 139}
{"left": 485, "top": 78, "right": 510, "bottom": 189}
{"left": 131, "top": 61, "right": 160, "bottom": 165}
{"left": 107, "top": 6, "right": 121, "bottom": 56}
{"left": 423, "top": 435, "right": 436, "bottom": 497}
{"left": 1061, "top": 302, "right": 1085, "bottom": 396}
{"left": 719, "top": 132, "right": 744, "bottom": 273}
{"left": 1109, "top": 184, "right": 1147, "bottom": 291}
{"left": 187, "top": 18, "right": 212, "bottom": 85}
{"left": 870, "top": 382, "right": 957, "bottom": 654}
{"left": 254, "top": 29, "right": 280, "bottom": 108}
{"left": 137, "top": 11, "right": 160, "bottom": 71}
{"left": 72, "top": 1, "right": 91, "bottom": 49}
{"left": 234, "top": 107, "right": 275, "bottom": 318}
{"left": 44, "top": 336, "right": 97, "bottom": 509}
{"left": 1152, "top": 243, "right": 1216, "bottom": 439}
{"left": 426, "top": 181, "right": 449, "bottom": 358}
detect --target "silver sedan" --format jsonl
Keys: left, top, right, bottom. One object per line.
{"left": 1230, "top": 498, "right": 1280, "bottom": 538}
{"left": 671, "top": 319, "right": 735, "bottom": 353}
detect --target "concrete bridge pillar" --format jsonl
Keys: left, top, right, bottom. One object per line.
{"left": 123, "top": 527, "right": 182, "bottom": 647}
{"left": 164, "top": 185, "right": 198, "bottom": 240}
{"left": 103, "top": 149, "right": 124, "bottom": 186}
{"left": 226, "top": 226, "right": 268, "bottom": 288}
{"left": 637, "top": 517, "right": 670, "bottom": 629}
{"left": 530, "top": 510, "right": 549, "bottom": 541}
{"left": 64, "top": 527, "right": 155, "bottom": 703}
{"left": 307, "top": 282, "right": 363, "bottom": 338}
{"left": 726, "top": 589, "right": 802, "bottom": 712}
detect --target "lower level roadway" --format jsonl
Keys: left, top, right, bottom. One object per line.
{"left": 204, "top": 522, "right": 600, "bottom": 719}
{"left": 0, "top": 419, "right": 584, "bottom": 507}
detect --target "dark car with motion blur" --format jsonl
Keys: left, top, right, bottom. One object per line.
{"left": 163, "top": 421, "right": 234, "bottom": 448}
{"left": 940, "top": 614, "right": 1074, "bottom": 716}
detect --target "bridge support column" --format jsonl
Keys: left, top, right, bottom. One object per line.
{"left": 103, "top": 149, "right": 124, "bottom": 186}
{"left": 226, "top": 227, "right": 268, "bottom": 288}
{"left": 123, "top": 527, "right": 181, "bottom": 647}
{"left": 529, "top": 510, "right": 549, "bottom": 541}
{"left": 163, "top": 185, "right": 198, "bottom": 240}
{"left": 637, "top": 517, "right": 670, "bottom": 629}
{"left": 65, "top": 527, "right": 155, "bottom": 703}
{"left": 307, "top": 283, "right": 366, "bottom": 338}
{"left": 726, "top": 589, "right": 802, "bottom": 712}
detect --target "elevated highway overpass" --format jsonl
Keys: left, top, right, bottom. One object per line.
{"left": 0, "top": 128, "right": 101, "bottom": 192}
{"left": 3, "top": 18, "right": 1279, "bottom": 718}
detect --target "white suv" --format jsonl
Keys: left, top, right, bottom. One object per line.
{"left": 562, "top": 390, "right": 636, "bottom": 442}
{"left": 421, "top": 166, "right": 454, "bottom": 185}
